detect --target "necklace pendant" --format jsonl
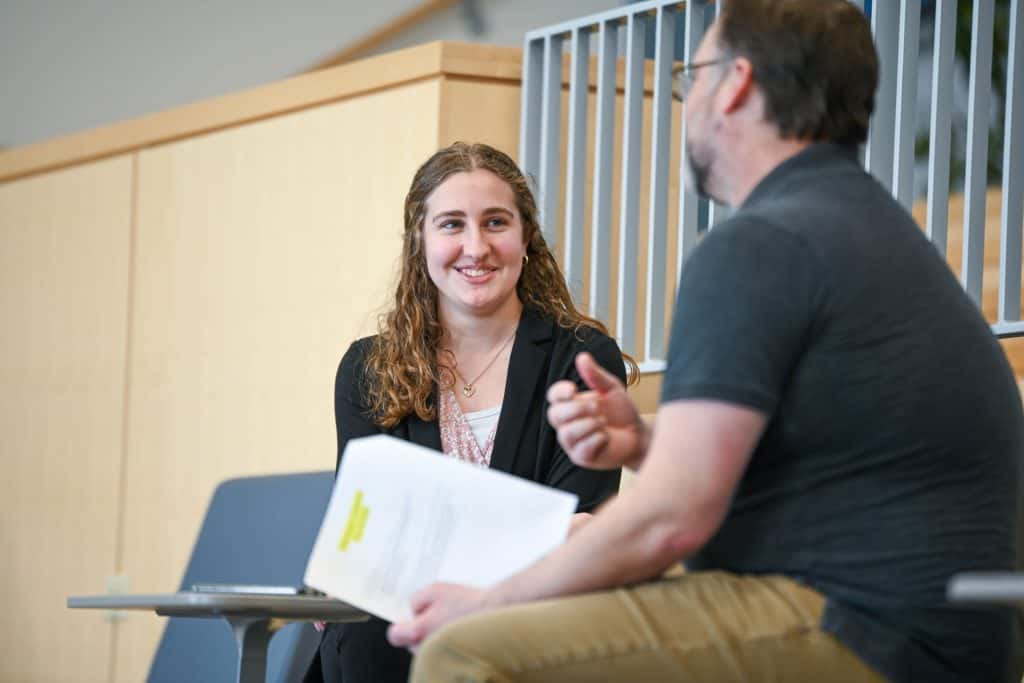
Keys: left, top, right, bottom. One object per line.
{"left": 462, "top": 384, "right": 476, "bottom": 398}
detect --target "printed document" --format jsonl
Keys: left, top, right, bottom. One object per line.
{"left": 303, "top": 434, "right": 578, "bottom": 622}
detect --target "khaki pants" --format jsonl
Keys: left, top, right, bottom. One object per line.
{"left": 411, "top": 571, "right": 885, "bottom": 682}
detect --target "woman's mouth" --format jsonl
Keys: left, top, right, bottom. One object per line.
{"left": 455, "top": 265, "right": 497, "bottom": 282}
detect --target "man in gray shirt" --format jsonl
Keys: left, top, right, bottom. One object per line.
{"left": 388, "top": 1, "right": 1022, "bottom": 680}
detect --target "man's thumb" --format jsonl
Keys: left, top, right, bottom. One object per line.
{"left": 575, "top": 352, "right": 621, "bottom": 394}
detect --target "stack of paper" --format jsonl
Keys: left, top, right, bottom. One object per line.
{"left": 304, "top": 434, "right": 578, "bottom": 622}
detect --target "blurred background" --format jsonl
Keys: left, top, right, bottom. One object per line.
{"left": 1, "top": 0, "right": 621, "bottom": 148}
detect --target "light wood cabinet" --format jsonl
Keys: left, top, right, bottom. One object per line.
{"left": 0, "top": 155, "right": 133, "bottom": 683}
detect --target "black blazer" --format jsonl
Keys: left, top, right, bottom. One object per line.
{"left": 333, "top": 307, "right": 624, "bottom": 511}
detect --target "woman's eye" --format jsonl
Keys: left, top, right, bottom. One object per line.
{"left": 486, "top": 218, "right": 508, "bottom": 228}
{"left": 439, "top": 220, "right": 463, "bottom": 230}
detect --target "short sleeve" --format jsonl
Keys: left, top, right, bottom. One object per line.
{"left": 661, "top": 218, "right": 822, "bottom": 415}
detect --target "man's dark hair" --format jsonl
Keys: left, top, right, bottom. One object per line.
{"left": 717, "top": 0, "right": 878, "bottom": 146}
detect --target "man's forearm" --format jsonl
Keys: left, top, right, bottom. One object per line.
{"left": 483, "top": 479, "right": 695, "bottom": 609}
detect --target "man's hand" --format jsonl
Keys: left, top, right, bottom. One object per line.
{"left": 547, "top": 352, "right": 649, "bottom": 471}
{"left": 386, "top": 583, "right": 487, "bottom": 650}
{"left": 385, "top": 514, "right": 594, "bottom": 650}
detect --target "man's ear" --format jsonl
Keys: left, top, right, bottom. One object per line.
{"left": 719, "top": 57, "right": 754, "bottom": 114}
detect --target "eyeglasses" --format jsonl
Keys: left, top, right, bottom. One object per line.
{"left": 671, "top": 58, "right": 732, "bottom": 102}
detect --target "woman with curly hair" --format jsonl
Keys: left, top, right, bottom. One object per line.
{"left": 305, "top": 141, "right": 637, "bottom": 683}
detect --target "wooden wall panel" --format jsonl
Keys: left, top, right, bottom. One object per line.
{"left": 0, "top": 156, "right": 133, "bottom": 682}
{"left": 112, "top": 79, "right": 443, "bottom": 681}
{"left": 437, "top": 77, "right": 520, "bottom": 153}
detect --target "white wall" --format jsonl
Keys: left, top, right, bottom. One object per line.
{"left": 367, "top": 0, "right": 614, "bottom": 57}
{"left": 1, "top": 0, "right": 616, "bottom": 148}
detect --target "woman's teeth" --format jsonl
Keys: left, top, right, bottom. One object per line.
{"left": 461, "top": 267, "right": 491, "bottom": 277}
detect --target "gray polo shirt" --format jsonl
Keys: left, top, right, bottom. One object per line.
{"left": 663, "top": 143, "right": 1021, "bottom": 682}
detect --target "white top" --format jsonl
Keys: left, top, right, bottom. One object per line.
{"left": 462, "top": 404, "right": 502, "bottom": 451}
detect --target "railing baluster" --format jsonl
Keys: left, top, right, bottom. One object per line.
{"left": 892, "top": 0, "right": 921, "bottom": 211}
{"left": 538, "top": 34, "right": 564, "bottom": 248}
{"left": 563, "top": 27, "right": 591, "bottom": 303}
{"left": 617, "top": 11, "right": 646, "bottom": 354}
{"left": 867, "top": 1, "right": 899, "bottom": 192}
{"left": 926, "top": 0, "right": 956, "bottom": 256}
{"left": 518, "top": 38, "right": 544, "bottom": 182}
{"left": 962, "top": 0, "right": 995, "bottom": 305}
{"left": 645, "top": 5, "right": 676, "bottom": 363}
{"left": 589, "top": 19, "right": 618, "bottom": 324}
{"left": 999, "top": 0, "right": 1024, "bottom": 324}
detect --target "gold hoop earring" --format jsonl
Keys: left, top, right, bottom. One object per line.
{"left": 523, "top": 254, "right": 529, "bottom": 265}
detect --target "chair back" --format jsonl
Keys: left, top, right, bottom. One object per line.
{"left": 148, "top": 471, "right": 334, "bottom": 683}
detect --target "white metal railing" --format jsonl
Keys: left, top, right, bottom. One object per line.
{"left": 519, "top": 0, "right": 1024, "bottom": 370}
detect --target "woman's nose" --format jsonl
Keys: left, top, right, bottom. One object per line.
{"left": 461, "top": 225, "right": 490, "bottom": 258}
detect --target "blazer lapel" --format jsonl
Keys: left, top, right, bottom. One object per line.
{"left": 489, "top": 309, "right": 553, "bottom": 474}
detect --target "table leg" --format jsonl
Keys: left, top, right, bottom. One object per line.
{"left": 228, "top": 617, "right": 273, "bottom": 683}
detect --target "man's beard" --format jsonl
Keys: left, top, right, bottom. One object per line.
{"left": 683, "top": 134, "right": 713, "bottom": 200}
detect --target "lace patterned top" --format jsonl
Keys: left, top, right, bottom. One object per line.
{"left": 438, "top": 388, "right": 501, "bottom": 467}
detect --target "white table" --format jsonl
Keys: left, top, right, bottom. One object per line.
{"left": 68, "top": 592, "right": 368, "bottom": 683}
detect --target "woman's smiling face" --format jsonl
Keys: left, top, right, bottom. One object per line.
{"left": 422, "top": 168, "right": 527, "bottom": 319}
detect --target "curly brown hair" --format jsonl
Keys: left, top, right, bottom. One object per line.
{"left": 364, "top": 141, "right": 638, "bottom": 428}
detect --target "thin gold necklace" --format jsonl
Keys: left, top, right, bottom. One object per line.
{"left": 453, "top": 332, "right": 516, "bottom": 398}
